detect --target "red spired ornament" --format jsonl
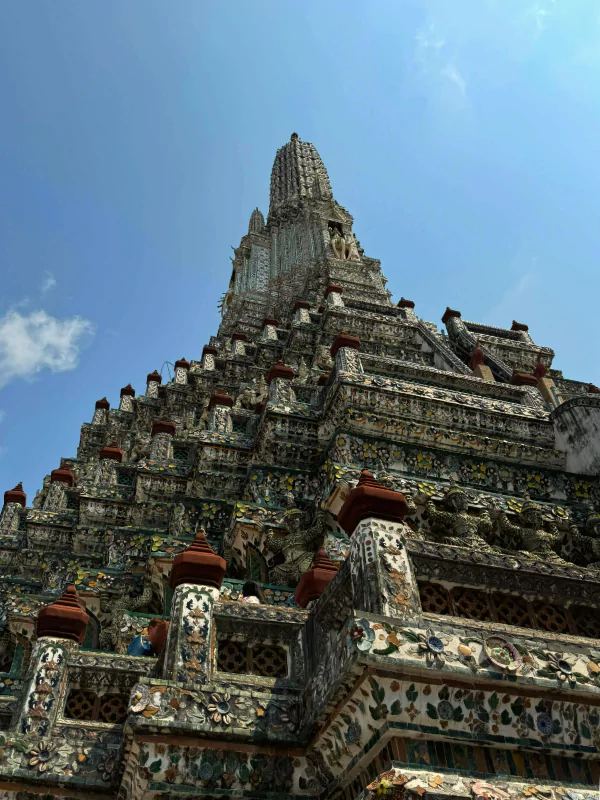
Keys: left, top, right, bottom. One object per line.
{"left": 37, "top": 585, "right": 89, "bottom": 643}
{"left": 169, "top": 530, "right": 226, "bottom": 589}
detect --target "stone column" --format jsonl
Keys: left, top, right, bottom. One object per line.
{"left": 43, "top": 464, "right": 75, "bottom": 511}
{"left": 91, "top": 397, "right": 109, "bottom": 425}
{"left": 324, "top": 284, "right": 344, "bottom": 308}
{"left": 331, "top": 332, "right": 363, "bottom": 374}
{"left": 174, "top": 357, "right": 190, "bottom": 385}
{"left": 231, "top": 332, "right": 247, "bottom": 356}
{"left": 150, "top": 419, "right": 176, "bottom": 460}
{"left": 337, "top": 470, "right": 422, "bottom": 623}
{"left": 207, "top": 389, "right": 234, "bottom": 432}
{"left": 119, "top": 383, "right": 136, "bottom": 412}
{"left": 266, "top": 360, "right": 296, "bottom": 404}
{"left": 201, "top": 345, "right": 218, "bottom": 371}
{"left": 261, "top": 317, "right": 279, "bottom": 341}
{"left": 397, "top": 297, "right": 418, "bottom": 322}
{"left": 0, "top": 482, "right": 26, "bottom": 534}
{"left": 163, "top": 530, "right": 226, "bottom": 683}
{"left": 94, "top": 442, "right": 123, "bottom": 485}
{"left": 16, "top": 586, "right": 88, "bottom": 736}
{"left": 146, "top": 370, "right": 162, "bottom": 398}
{"left": 293, "top": 299, "right": 311, "bottom": 324}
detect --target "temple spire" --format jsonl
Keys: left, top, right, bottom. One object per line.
{"left": 268, "top": 133, "right": 333, "bottom": 222}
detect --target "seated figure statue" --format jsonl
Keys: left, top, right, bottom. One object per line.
{"left": 425, "top": 480, "right": 493, "bottom": 551}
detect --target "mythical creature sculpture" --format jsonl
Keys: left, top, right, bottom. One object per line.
{"left": 563, "top": 504, "right": 600, "bottom": 567}
{"left": 234, "top": 377, "right": 266, "bottom": 410}
{"left": 425, "top": 481, "right": 493, "bottom": 550}
{"left": 99, "top": 580, "right": 154, "bottom": 651}
{"left": 329, "top": 227, "right": 345, "bottom": 259}
{"left": 498, "top": 492, "right": 565, "bottom": 563}
{"left": 264, "top": 494, "right": 327, "bottom": 585}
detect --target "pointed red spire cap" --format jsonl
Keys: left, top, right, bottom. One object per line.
{"left": 4, "top": 482, "right": 26, "bottom": 507}
{"left": 398, "top": 297, "right": 415, "bottom": 309}
{"left": 324, "top": 284, "right": 343, "bottom": 297}
{"left": 50, "top": 464, "right": 75, "bottom": 487}
{"left": 231, "top": 332, "right": 248, "bottom": 342}
{"left": 266, "top": 360, "right": 295, "bottom": 384}
{"left": 470, "top": 342, "right": 485, "bottom": 371}
{"left": 511, "top": 370, "right": 538, "bottom": 387}
{"left": 511, "top": 320, "right": 529, "bottom": 332}
{"left": 337, "top": 470, "right": 409, "bottom": 535}
{"left": 120, "top": 384, "right": 136, "bottom": 397}
{"left": 147, "top": 370, "right": 162, "bottom": 384}
{"left": 99, "top": 441, "right": 123, "bottom": 462}
{"left": 202, "top": 345, "right": 218, "bottom": 357}
{"left": 533, "top": 353, "right": 546, "bottom": 380}
{"left": 175, "top": 357, "right": 190, "bottom": 370}
{"left": 208, "top": 389, "right": 235, "bottom": 409}
{"left": 37, "top": 585, "right": 89, "bottom": 643}
{"left": 262, "top": 317, "right": 279, "bottom": 328}
{"left": 441, "top": 307, "right": 461, "bottom": 324}
{"left": 294, "top": 547, "right": 338, "bottom": 608}
{"left": 95, "top": 397, "right": 110, "bottom": 410}
{"left": 330, "top": 332, "right": 361, "bottom": 357}
{"left": 170, "top": 529, "right": 226, "bottom": 589}
{"left": 151, "top": 419, "right": 176, "bottom": 437}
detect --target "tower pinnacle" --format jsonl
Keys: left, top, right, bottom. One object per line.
{"left": 268, "top": 133, "right": 333, "bottom": 222}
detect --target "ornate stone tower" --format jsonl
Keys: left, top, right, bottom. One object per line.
{"left": 1, "top": 134, "right": 600, "bottom": 800}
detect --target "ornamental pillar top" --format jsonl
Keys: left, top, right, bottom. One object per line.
{"left": 4, "top": 482, "right": 26, "bottom": 507}
{"left": 337, "top": 469, "right": 409, "bottom": 535}
{"left": 294, "top": 547, "right": 338, "bottom": 608}
{"left": 50, "top": 464, "right": 75, "bottom": 486}
{"left": 37, "top": 585, "right": 89, "bottom": 643}
{"left": 330, "top": 332, "right": 361, "bottom": 358}
{"left": 169, "top": 529, "right": 226, "bottom": 590}
{"left": 266, "top": 360, "right": 295, "bottom": 384}
{"left": 99, "top": 441, "right": 123, "bottom": 462}
{"left": 208, "top": 389, "right": 235, "bottom": 409}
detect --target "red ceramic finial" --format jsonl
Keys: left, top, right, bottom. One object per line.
{"left": 4, "top": 482, "right": 26, "bottom": 507}
{"left": 170, "top": 529, "right": 227, "bottom": 589}
{"left": 338, "top": 470, "right": 409, "bottom": 535}
{"left": 533, "top": 353, "right": 546, "bottom": 380}
{"left": 175, "top": 357, "right": 190, "bottom": 370}
{"left": 50, "top": 463, "right": 76, "bottom": 487}
{"left": 120, "top": 384, "right": 136, "bottom": 397}
{"left": 208, "top": 389, "right": 235, "bottom": 409}
{"left": 330, "top": 332, "right": 361, "bottom": 358}
{"left": 266, "top": 360, "right": 295, "bottom": 384}
{"left": 95, "top": 397, "right": 110, "bottom": 410}
{"left": 294, "top": 547, "right": 338, "bottom": 608}
{"left": 147, "top": 370, "right": 162, "bottom": 384}
{"left": 37, "top": 585, "right": 89, "bottom": 643}
{"left": 99, "top": 441, "right": 123, "bottom": 462}
{"left": 470, "top": 342, "right": 485, "bottom": 371}
{"left": 151, "top": 419, "right": 177, "bottom": 437}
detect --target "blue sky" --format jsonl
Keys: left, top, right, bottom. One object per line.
{"left": 1, "top": 0, "right": 599, "bottom": 498}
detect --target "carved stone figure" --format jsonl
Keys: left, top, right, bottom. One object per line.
{"left": 425, "top": 481, "right": 493, "bottom": 550}
{"left": 264, "top": 499, "right": 327, "bottom": 585}
{"left": 99, "top": 581, "right": 154, "bottom": 651}
{"left": 498, "top": 492, "right": 565, "bottom": 562}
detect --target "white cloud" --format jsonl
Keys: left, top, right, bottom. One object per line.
{"left": 441, "top": 63, "right": 467, "bottom": 96}
{"left": 0, "top": 309, "right": 94, "bottom": 389}
{"left": 40, "top": 271, "right": 57, "bottom": 293}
